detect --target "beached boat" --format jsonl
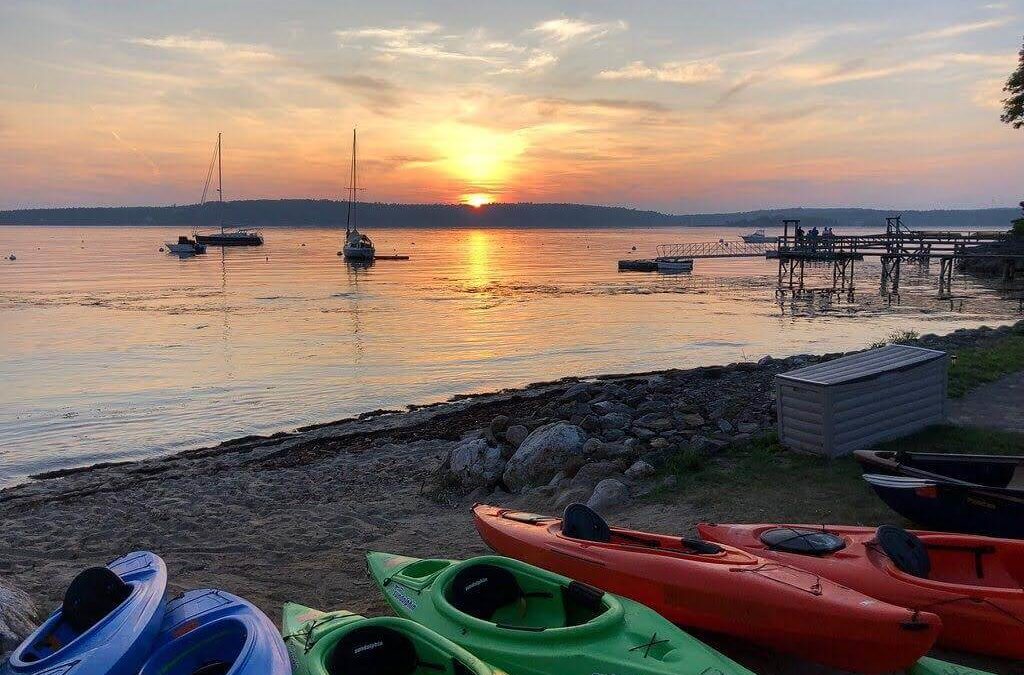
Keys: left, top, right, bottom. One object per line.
{"left": 856, "top": 449, "right": 1024, "bottom": 538}
{"left": 194, "top": 133, "right": 264, "bottom": 247}
{"left": 164, "top": 235, "right": 206, "bottom": 255}
{"left": 5, "top": 551, "right": 167, "bottom": 675}
{"left": 139, "top": 588, "right": 289, "bottom": 675}
{"left": 339, "top": 129, "right": 375, "bottom": 261}
{"left": 283, "top": 604, "right": 498, "bottom": 675}
{"left": 698, "top": 522, "right": 1024, "bottom": 660}
{"left": 473, "top": 504, "right": 941, "bottom": 673}
{"left": 366, "top": 551, "right": 753, "bottom": 675}
{"left": 740, "top": 228, "right": 776, "bottom": 243}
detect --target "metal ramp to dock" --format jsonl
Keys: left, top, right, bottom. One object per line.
{"left": 656, "top": 241, "right": 775, "bottom": 259}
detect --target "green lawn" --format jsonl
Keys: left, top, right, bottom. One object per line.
{"left": 651, "top": 426, "right": 1024, "bottom": 525}
{"left": 948, "top": 328, "right": 1024, "bottom": 398}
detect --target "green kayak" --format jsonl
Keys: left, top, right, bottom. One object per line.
{"left": 366, "top": 552, "right": 754, "bottom": 675}
{"left": 282, "top": 602, "right": 500, "bottom": 675}
{"left": 909, "top": 657, "right": 996, "bottom": 675}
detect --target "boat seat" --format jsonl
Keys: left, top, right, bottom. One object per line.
{"left": 449, "top": 564, "right": 524, "bottom": 621}
{"left": 328, "top": 626, "right": 419, "bottom": 675}
{"left": 562, "top": 503, "right": 611, "bottom": 543}
{"left": 876, "top": 525, "right": 931, "bottom": 579}
{"left": 62, "top": 566, "right": 131, "bottom": 634}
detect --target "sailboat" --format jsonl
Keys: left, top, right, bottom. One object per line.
{"left": 339, "top": 129, "right": 375, "bottom": 261}
{"left": 194, "top": 133, "right": 264, "bottom": 247}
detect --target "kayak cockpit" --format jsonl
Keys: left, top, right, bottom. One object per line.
{"left": 446, "top": 562, "right": 609, "bottom": 630}
{"left": 326, "top": 624, "right": 477, "bottom": 675}
{"left": 140, "top": 617, "right": 248, "bottom": 675}
{"left": 904, "top": 533, "right": 1024, "bottom": 590}
{"left": 22, "top": 566, "right": 133, "bottom": 662}
{"left": 558, "top": 503, "right": 730, "bottom": 558}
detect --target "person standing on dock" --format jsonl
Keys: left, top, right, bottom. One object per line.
{"left": 795, "top": 224, "right": 805, "bottom": 249}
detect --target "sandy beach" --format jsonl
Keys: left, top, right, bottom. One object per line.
{"left": 2, "top": 322, "right": 1022, "bottom": 674}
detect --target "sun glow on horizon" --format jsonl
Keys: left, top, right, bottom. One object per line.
{"left": 461, "top": 193, "right": 497, "bottom": 208}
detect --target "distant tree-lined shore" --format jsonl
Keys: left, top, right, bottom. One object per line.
{"left": 0, "top": 200, "right": 1018, "bottom": 230}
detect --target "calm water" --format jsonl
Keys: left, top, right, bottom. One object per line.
{"left": 0, "top": 224, "right": 1019, "bottom": 485}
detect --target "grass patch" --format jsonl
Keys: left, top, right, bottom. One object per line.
{"left": 869, "top": 329, "right": 920, "bottom": 349}
{"left": 872, "top": 424, "right": 1024, "bottom": 456}
{"left": 650, "top": 425, "right": 1024, "bottom": 525}
{"left": 649, "top": 433, "right": 895, "bottom": 525}
{"left": 948, "top": 329, "right": 1024, "bottom": 397}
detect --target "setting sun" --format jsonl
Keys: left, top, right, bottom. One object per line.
{"left": 461, "top": 193, "right": 496, "bottom": 208}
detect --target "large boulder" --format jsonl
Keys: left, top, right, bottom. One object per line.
{"left": 448, "top": 438, "right": 505, "bottom": 488}
{"left": 1, "top": 579, "right": 38, "bottom": 660}
{"left": 502, "top": 422, "right": 587, "bottom": 492}
{"left": 586, "top": 479, "right": 631, "bottom": 512}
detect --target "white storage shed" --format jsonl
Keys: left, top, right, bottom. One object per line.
{"left": 776, "top": 345, "right": 948, "bottom": 457}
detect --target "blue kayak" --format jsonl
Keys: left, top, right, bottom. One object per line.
{"left": 138, "top": 588, "right": 291, "bottom": 675}
{"left": 4, "top": 551, "right": 168, "bottom": 675}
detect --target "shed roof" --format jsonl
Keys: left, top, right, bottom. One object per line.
{"left": 777, "top": 345, "right": 947, "bottom": 386}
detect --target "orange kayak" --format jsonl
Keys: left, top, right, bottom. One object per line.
{"left": 697, "top": 523, "right": 1024, "bottom": 660}
{"left": 473, "top": 504, "right": 941, "bottom": 673}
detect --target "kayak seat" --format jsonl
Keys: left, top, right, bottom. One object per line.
{"left": 876, "top": 525, "right": 931, "bottom": 579}
{"left": 760, "top": 527, "right": 846, "bottom": 555}
{"left": 62, "top": 566, "right": 132, "bottom": 634}
{"left": 681, "top": 538, "right": 724, "bottom": 555}
{"left": 562, "top": 581, "right": 606, "bottom": 626}
{"left": 562, "top": 503, "right": 611, "bottom": 543}
{"left": 449, "top": 564, "right": 524, "bottom": 620}
{"left": 328, "top": 626, "right": 419, "bottom": 675}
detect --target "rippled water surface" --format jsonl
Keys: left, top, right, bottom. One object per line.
{"left": 0, "top": 224, "right": 1019, "bottom": 484}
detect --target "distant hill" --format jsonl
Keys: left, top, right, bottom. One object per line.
{"left": 0, "top": 200, "right": 1017, "bottom": 230}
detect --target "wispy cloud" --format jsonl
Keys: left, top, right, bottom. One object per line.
{"left": 334, "top": 23, "right": 497, "bottom": 62}
{"left": 319, "top": 74, "right": 406, "bottom": 111}
{"left": 912, "top": 17, "right": 1012, "bottom": 40}
{"left": 530, "top": 18, "right": 627, "bottom": 44}
{"left": 494, "top": 50, "right": 558, "bottom": 75}
{"left": 597, "top": 60, "right": 721, "bottom": 84}
{"left": 128, "top": 35, "right": 277, "bottom": 64}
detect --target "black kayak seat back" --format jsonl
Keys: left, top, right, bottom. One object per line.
{"left": 62, "top": 566, "right": 132, "bottom": 634}
{"left": 328, "top": 626, "right": 419, "bottom": 675}
{"left": 876, "top": 525, "right": 931, "bottom": 579}
{"left": 448, "top": 564, "right": 523, "bottom": 620}
{"left": 681, "top": 538, "right": 724, "bottom": 555}
{"left": 562, "top": 503, "right": 611, "bottom": 543}
{"left": 759, "top": 527, "right": 847, "bottom": 555}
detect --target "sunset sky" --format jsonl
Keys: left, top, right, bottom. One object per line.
{"left": 1, "top": 1, "right": 1023, "bottom": 211}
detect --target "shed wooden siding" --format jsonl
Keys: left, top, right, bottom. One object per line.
{"left": 776, "top": 346, "right": 948, "bottom": 457}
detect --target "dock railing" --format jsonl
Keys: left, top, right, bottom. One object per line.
{"left": 655, "top": 240, "right": 775, "bottom": 259}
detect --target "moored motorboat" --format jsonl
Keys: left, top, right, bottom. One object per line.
{"left": 366, "top": 551, "right": 753, "bottom": 675}
{"left": 165, "top": 235, "right": 207, "bottom": 255}
{"left": 473, "top": 504, "right": 940, "bottom": 673}
{"left": 855, "top": 449, "right": 1024, "bottom": 538}
{"left": 655, "top": 258, "right": 693, "bottom": 273}
{"left": 139, "top": 588, "right": 290, "bottom": 675}
{"left": 4, "top": 551, "right": 167, "bottom": 675}
{"left": 741, "top": 228, "right": 776, "bottom": 243}
{"left": 283, "top": 604, "right": 497, "bottom": 675}
{"left": 698, "top": 522, "right": 1024, "bottom": 660}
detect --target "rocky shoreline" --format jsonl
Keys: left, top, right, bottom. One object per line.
{"left": 1, "top": 319, "right": 1022, "bottom": 670}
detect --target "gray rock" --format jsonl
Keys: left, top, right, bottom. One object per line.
{"left": 592, "top": 400, "right": 631, "bottom": 416}
{"left": 600, "top": 412, "right": 631, "bottom": 430}
{"left": 504, "top": 424, "right": 529, "bottom": 448}
{"left": 635, "top": 414, "right": 673, "bottom": 431}
{"left": 448, "top": 438, "right": 505, "bottom": 487}
{"left": 624, "top": 460, "right": 656, "bottom": 479}
{"left": 737, "top": 422, "right": 759, "bottom": 434}
{"left": 602, "top": 429, "right": 626, "bottom": 442}
{"left": 757, "top": 355, "right": 774, "bottom": 366}
{"left": 548, "top": 470, "right": 568, "bottom": 487}
{"left": 503, "top": 423, "right": 587, "bottom": 492}
{"left": 583, "top": 437, "right": 606, "bottom": 456}
{"left": 1, "top": 579, "right": 37, "bottom": 660}
{"left": 570, "top": 461, "right": 619, "bottom": 489}
{"left": 561, "top": 383, "right": 592, "bottom": 402}
{"left": 680, "top": 413, "right": 705, "bottom": 428}
{"left": 586, "top": 479, "right": 632, "bottom": 512}
{"left": 649, "top": 437, "right": 670, "bottom": 450}
{"left": 555, "top": 486, "right": 592, "bottom": 510}
{"left": 490, "top": 415, "right": 511, "bottom": 435}
{"left": 717, "top": 419, "right": 734, "bottom": 433}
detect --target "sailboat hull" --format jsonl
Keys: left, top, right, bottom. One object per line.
{"left": 195, "top": 233, "right": 264, "bottom": 246}
{"left": 342, "top": 244, "right": 375, "bottom": 260}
